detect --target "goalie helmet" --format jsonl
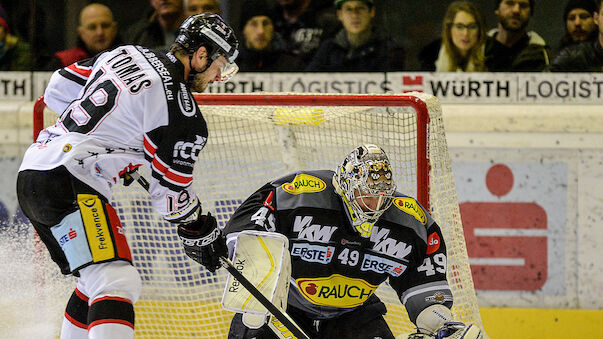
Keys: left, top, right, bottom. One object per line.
{"left": 333, "top": 144, "right": 396, "bottom": 238}
{"left": 174, "top": 13, "right": 239, "bottom": 77}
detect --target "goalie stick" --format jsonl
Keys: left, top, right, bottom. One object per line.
{"left": 124, "top": 170, "right": 311, "bottom": 339}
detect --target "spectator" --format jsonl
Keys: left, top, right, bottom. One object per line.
{"left": 306, "top": 0, "right": 405, "bottom": 72}
{"left": 272, "top": 0, "right": 340, "bottom": 64}
{"left": 420, "top": 1, "right": 487, "bottom": 72}
{"left": 549, "top": 0, "right": 603, "bottom": 71}
{"left": 125, "top": 0, "right": 186, "bottom": 49}
{"left": 485, "top": 0, "right": 551, "bottom": 71}
{"left": 185, "top": 0, "right": 222, "bottom": 16}
{"left": 0, "top": 5, "right": 33, "bottom": 71}
{"left": 237, "top": 0, "right": 304, "bottom": 71}
{"left": 558, "top": 0, "right": 598, "bottom": 52}
{"left": 45, "top": 3, "right": 121, "bottom": 70}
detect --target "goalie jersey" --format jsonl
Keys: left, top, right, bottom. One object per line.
{"left": 224, "top": 170, "right": 454, "bottom": 324}
{"left": 19, "top": 46, "right": 206, "bottom": 222}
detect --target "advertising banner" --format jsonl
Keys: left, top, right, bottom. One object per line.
{"left": 2, "top": 71, "right": 602, "bottom": 104}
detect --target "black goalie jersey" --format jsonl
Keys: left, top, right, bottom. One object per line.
{"left": 224, "top": 170, "right": 453, "bottom": 323}
{"left": 19, "top": 46, "right": 207, "bottom": 222}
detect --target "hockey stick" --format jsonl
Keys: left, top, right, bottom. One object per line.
{"left": 125, "top": 170, "right": 311, "bottom": 339}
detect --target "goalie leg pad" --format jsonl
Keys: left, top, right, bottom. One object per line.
{"left": 228, "top": 313, "right": 280, "bottom": 339}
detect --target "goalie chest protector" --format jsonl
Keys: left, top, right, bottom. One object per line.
{"left": 253, "top": 169, "right": 442, "bottom": 317}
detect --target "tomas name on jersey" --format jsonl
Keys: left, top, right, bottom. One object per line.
{"left": 224, "top": 170, "right": 452, "bottom": 319}
{"left": 20, "top": 45, "right": 208, "bottom": 222}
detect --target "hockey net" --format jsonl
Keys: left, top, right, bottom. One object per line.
{"left": 33, "top": 92, "right": 484, "bottom": 338}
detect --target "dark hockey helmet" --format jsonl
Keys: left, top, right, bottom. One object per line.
{"left": 174, "top": 13, "right": 239, "bottom": 64}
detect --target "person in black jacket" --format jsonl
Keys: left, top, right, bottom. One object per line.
{"left": 549, "top": 0, "right": 603, "bottom": 71}
{"left": 306, "top": 0, "right": 405, "bottom": 72}
{"left": 272, "top": 0, "right": 340, "bottom": 65}
{"left": 557, "top": 0, "right": 598, "bottom": 53}
{"left": 484, "top": 0, "right": 552, "bottom": 71}
{"left": 124, "top": 0, "right": 187, "bottom": 49}
{"left": 236, "top": 0, "right": 304, "bottom": 72}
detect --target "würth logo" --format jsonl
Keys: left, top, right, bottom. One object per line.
{"left": 401, "top": 75, "right": 424, "bottom": 93}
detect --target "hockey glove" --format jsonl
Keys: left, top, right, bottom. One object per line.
{"left": 434, "top": 322, "right": 482, "bottom": 339}
{"left": 409, "top": 322, "right": 482, "bottom": 339}
{"left": 178, "top": 212, "right": 227, "bottom": 272}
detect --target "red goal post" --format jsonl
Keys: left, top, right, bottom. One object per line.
{"left": 32, "top": 92, "right": 484, "bottom": 338}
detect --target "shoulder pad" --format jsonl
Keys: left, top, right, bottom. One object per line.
{"left": 380, "top": 194, "right": 434, "bottom": 239}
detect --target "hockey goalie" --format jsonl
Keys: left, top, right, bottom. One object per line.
{"left": 181, "top": 144, "right": 484, "bottom": 338}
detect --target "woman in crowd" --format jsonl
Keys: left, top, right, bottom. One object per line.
{"left": 421, "top": 1, "right": 487, "bottom": 72}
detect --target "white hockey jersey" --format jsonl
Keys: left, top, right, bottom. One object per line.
{"left": 19, "top": 45, "right": 208, "bottom": 222}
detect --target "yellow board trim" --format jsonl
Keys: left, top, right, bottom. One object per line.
{"left": 480, "top": 307, "right": 603, "bottom": 338}
{"left": 129, "top": 301, "right": 603, "bottom": 338}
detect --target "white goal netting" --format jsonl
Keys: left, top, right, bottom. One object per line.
{"left": 33, "top": 92, "right": 484, "bottom": 338}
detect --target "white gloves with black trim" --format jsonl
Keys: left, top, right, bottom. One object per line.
{"left": 409, "top": 322, "right": 482, "bottom": 339}
{"left": 409, "top": 305, "right": 483, "bottom": 339}
{"left": 178, "top": 212, "right": 227, "bottom": 272}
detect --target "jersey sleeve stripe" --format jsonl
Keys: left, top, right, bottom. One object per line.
{"left": 165, "top": 170, "right": 193, "bottom": 185}
{"left": 151, "top": 156, "right": 193, "bottom": 186}
{"left": 143, "top": 135, "right": 157, "bottom": 157}
{"left": 67, "top": 63, "right": 93, "bottom": 78}
{"left": 151, "top": 156, "right": 169, "bottom": 173}
{"left": 58, "top": 68, "right": 87, "bottom": 86}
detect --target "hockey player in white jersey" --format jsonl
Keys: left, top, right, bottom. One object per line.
{"left": 16, "top": 13, "right": 238, "bottom": 339}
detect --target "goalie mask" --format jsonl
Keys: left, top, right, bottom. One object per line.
{"left": 333, "top": 144, "right": 396, "bottom": 238}
{"left": 175, "top": 13, "right": 240, "bottom": 82}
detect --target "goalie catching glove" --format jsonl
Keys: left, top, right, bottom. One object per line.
{"left": 409, "top": 322, "right": 483, "bottom": 339}
{"left": 409, "top": 305, "right": 483, "bottom": 339}
{"left": 178, "top": 212, "right": 227, "bottom": 272}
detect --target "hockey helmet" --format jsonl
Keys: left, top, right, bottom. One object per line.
{"left": 333, "top": 144, "right": 396, "bottom": 238}
{"left": 175, "top": 13, "right": 239, "bottom": 80}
